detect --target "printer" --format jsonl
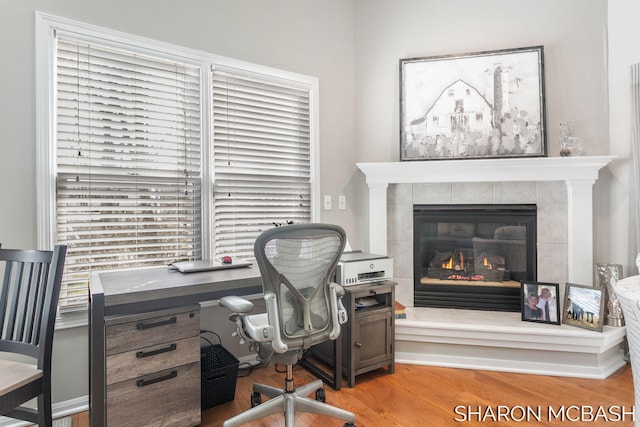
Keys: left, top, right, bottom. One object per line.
{"left": 335, "top": 251, "right": 394, "bottom": 286}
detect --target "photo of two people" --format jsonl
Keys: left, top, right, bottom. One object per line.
{"left": 521, "top": 282, "right": 560, "bottom": 325}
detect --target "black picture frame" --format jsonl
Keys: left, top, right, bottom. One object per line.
{"left": 562, "top": 283, "right": 605, "bottom": 332}
{"left": 520, "top": 281, "right": 560, "bottom": 325}
{"left": 399, "top": 45, "right": 547, "bottom": 161}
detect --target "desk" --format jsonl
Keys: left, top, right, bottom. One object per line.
{"left": 89, "top": 265, "right": 263, "bottom": 427}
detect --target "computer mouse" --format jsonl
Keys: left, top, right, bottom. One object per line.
{"left": 222, "top": 256, "right": 232, "bottom": 264}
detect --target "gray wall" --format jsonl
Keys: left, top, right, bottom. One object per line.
{"left": 608, "top": 0, "right": 640, "bottom": 272}
{"left": 0, "top": 0, "right": 635, "bottom": 409}
{"left": 0, "top": 0, "right": 358, "bottom": 249}
{"left": 0, "top": 0, "right": 356, "bottom": 407}
{"left": 351, "top": 0, "right": 612, "bottom": 260}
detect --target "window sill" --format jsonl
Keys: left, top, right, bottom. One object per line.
{"left": 56, "top": 307, "right": 89, "bottom": 330}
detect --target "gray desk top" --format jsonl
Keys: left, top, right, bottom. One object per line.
{"left": 90, "top": 264, "right": 262, "bottom": 308}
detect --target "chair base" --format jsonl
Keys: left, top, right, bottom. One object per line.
{"left": 222, "top": 378, "right": 355, "bottom": 427}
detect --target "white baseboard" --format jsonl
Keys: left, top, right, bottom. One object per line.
{"left": 237, "top": 353, "right": 260, "bottom": 366}
{"left": 0, "top": 396, "right": 89, "bottom": 427}
{"left": 0, "top": 356, "right": 256, "bottom": 427}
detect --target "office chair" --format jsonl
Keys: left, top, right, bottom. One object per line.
{"left": 0, "top": 245, "right": 67, "bottom": 427}
{"left": 219, "top": 223, "right": 356, "bottom": 427}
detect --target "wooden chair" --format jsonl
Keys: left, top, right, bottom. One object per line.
{"left": 0, "top": 245, "right": 67, "bottom": 427}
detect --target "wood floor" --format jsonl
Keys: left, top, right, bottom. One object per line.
{"left": 205, "top": 363, "right": 635, "bottom": 427}
{"left": 73, "top": 362, "right": 635, "bottom": 427}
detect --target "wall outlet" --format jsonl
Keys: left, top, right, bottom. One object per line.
{"left": 324, "top": 195, "right": 332, "bottom": 210}
{"left": 338, "top": 195, "right": 346, "bottom": 210}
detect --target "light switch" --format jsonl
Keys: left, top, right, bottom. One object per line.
{"left": 338, "top": 195, "right": 346, "bottom": 210}
{"left": 324, "top": 195, "right": 332, "bottom": 210}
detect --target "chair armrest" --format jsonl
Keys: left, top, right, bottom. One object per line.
{"left": 243, "top": 313, "right": 274, "bottom": 343}
{"left": 218, "top": 295, "right": 254, "bottom": 314}
{"left": 329, "top": 283, "right": 349, "bottom": 332}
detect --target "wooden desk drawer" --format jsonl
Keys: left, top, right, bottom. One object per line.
{"left": 106, "top": 335, "right": 200, "bottom": 385}
{"left": 106, "top": 361, "right": 200, "bottom": 427}
{"left": 350, "top": 284, "right": 393, "bottom": 301}
{"left": 106, "top": 307, "right": 200, "bottom": 355}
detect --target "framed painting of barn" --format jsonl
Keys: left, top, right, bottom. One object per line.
{"left": 399, "top": 46, "right": 547, "bottom": 161}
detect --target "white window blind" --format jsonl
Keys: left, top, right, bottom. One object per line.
{"left": 55, "top": 37, "right": 202, "bottom": 308}
{"left": 212, "top": 67, "right": 311, "bottom": 260}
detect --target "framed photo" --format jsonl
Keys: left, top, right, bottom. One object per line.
{"left": 399, "top": 46, "right": 546, "bottom": 161}
{"left": 562, "top": 283, "right": 605, "bottom": 332}
{"left": 520, "top": 281, "right": 560, "bottom": 325}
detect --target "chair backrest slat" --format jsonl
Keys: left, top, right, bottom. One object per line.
{"left": 22, "top": 263, "right": 37, "bottom": 343}
{"left": 14, "top": 262, "right": 34, "bottom": 342}
{"left": 3, "top": 261, "right": 25, "bottom": 340}
{"left": 0, "top": 261, "right": 14, "bottom": 338}
{"left": 30, "top": 263, "right": 50, "bottom": 344}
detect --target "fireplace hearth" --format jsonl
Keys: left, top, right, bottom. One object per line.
{"left": 414, "top": 204, "right": 537, "bottom": 312}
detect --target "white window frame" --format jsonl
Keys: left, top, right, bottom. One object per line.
{"left": 35, "top": 12, "right": 319, "bottom": 323}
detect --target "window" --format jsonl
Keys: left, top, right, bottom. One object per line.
{"left": 36, "top": 13, "right": 317, "bottom": 311}
{"left": 212, "top": 67, "right": 311, "bottom": 259}
{"left": 54, "top": 37, "right": 202, "bottom": 307}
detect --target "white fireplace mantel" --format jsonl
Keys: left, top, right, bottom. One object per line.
{"left": 357, "top": 155, "right": 616, "bottom": 285}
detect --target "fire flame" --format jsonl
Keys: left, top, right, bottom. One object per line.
{"left": 483, "top": 257, "right": 493, "bottom": 270}
{"left": 442, "top": 252, "right": 465, "bottom": 271}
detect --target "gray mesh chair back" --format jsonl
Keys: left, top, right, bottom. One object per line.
{"left": 0, "top": 245, "right": 67, "bottom": 427}
{"left": 254, "top": 223, "right": 345, "bottom": 352}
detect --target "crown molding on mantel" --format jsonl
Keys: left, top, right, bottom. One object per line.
{"left": 356, "top": 155, "right": 616, "bottom": 285}
{"left": 356, "top": 155, "right": 616, "bottom": 185}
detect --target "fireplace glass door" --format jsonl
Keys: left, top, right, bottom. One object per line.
{"left": 414, "top": 204, "right": 537, "bottom": 312}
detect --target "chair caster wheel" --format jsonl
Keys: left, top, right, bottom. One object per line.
{"left": 344, "top": 423, "right": 356, "bottom": 427}
{"left": 315, "top": 388, "right": 326, "bottom": 402}
{"left": 251, "top": 391, "right": 262, "bottom": 407}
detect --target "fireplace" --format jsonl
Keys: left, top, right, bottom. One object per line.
{"left": 357, "top": 157, "right": 615, "bottom": 291}
{"left": 414, "top": 204, "right": 537, "bottom": 312}
{"left": 355, "top": 158, "right": 621, "bottom": 378}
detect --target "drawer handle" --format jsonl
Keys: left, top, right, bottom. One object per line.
{"left": 136, "top": 316, "right": 177, "bottom": 330}
{"left": 136, "top": 343, "right": 177, "bottom": 359}
{"left": 136, "top": 370, "right": 177, "bottom": 387}
{"left": 355, "top": 342, "right": 362, "bottom": 348}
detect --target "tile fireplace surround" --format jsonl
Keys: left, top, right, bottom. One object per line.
{"left": 357, "top": 156, "right": 627, "bottom": 378}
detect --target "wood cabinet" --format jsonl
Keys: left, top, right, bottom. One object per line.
{"left": 104, "top": 306, "right": 201, "bottom": 427}
{"left": 90, "top": 265, "right": 263, "bottom": 427}
{"left": 342, "top": 281, "right": 395, "bottom": 387}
